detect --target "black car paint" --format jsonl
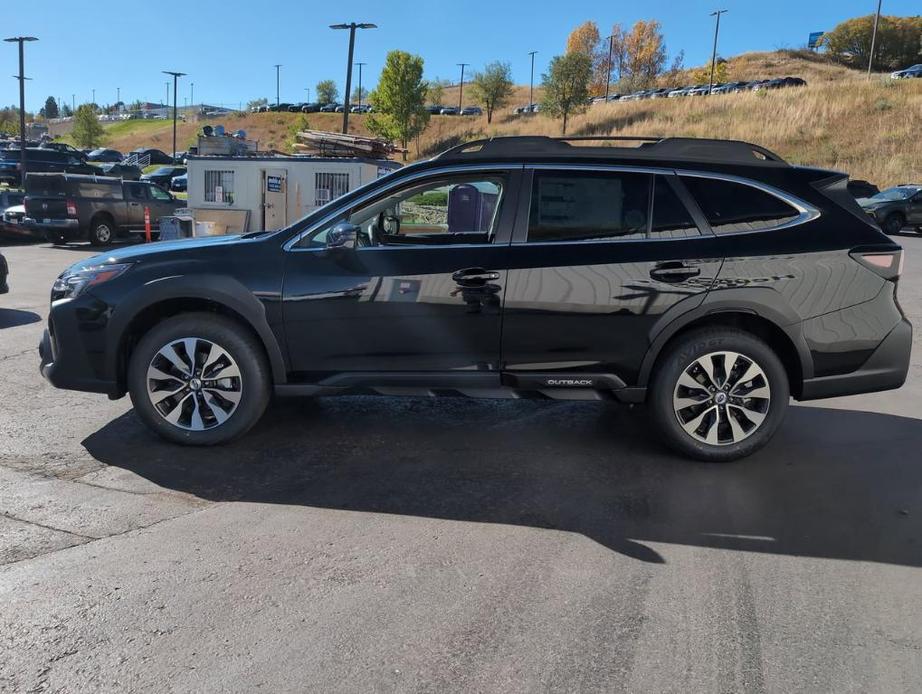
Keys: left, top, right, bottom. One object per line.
{"left": 39, "top": 147, "right": 911, "bottom": 409}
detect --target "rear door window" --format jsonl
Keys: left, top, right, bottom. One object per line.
{"left": 681, "top": 176, "right": 800, "bottom": 233}
{"left": 650, "top": 176, "right": 700, "bottom": 239}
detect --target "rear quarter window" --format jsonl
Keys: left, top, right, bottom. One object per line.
{"left": 682, "top": 176, "right": 801, "bottom": 234}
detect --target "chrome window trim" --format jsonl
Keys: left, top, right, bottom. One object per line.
{"left": 283, "top": 163, "right": 521, "bottom": 252}
{"left": 675, "top": 169, "right": 821, "bottom": 234}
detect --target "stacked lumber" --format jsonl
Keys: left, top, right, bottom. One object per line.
{"left": 293, "top": 130, "right": 403, "bottom": 159}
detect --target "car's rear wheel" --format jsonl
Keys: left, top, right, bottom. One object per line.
{"left": 128, "top": 313, "right": 271, "bottom": 445}
{"left": 649, "top": 328, "right": 789, "bottom": 462}
{"left": 89, "top": 216, "right": 115, "bottom": 246}
{"left": 882, "top": 212, "right": 905, "bottom": 235}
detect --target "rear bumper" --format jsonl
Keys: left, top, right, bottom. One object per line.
{"left": 799, "top": 318, "right": 912, "bottom": 400}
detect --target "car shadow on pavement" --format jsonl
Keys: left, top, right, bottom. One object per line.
{"left": 83, "top": 398, "right": 922, "bottom": 566}
{"left": 0, "top": 308, "right": 41, "bottom": 329}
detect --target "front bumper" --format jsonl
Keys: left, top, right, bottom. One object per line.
{"left": 799, "top": 318, "right": 912, "bottom": 400}
{"left": 39, "top": 297, "right": 122, "bottom": 396}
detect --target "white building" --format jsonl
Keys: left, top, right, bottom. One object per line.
{"left": 186, "top": 154, "right": 401, "bottom": 232}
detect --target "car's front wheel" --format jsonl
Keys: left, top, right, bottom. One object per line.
{"left": 882, "top": 212, "right": 905, "bottom": 235}
{"left": 128, "top": 313, "right": 271, "bottom": 445}
{"left": 649, "top": 328, "right": 789, "bottom": 462}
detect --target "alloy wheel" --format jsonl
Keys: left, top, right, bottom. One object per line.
{"left": 146, "top": 337, "right": 243, "bottom": 431}
{"left": 95, "top": 224, "right": 112, "bottom": 244}
{"left": 672, "top": 350, "right": 771, "bottom": 446}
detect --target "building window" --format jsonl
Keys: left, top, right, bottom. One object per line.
{"left": 315, "top": 172, "right": 350, "bottom": 207}
{"left": 204, "top": 170, "right": 234, "bottom": 203}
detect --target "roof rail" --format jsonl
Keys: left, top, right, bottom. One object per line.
{"left": 433, "top": 135, "right": 787, "bottom": 166}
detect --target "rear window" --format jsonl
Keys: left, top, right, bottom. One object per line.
{"left": 682, "top": 176, "right": 800, "bottom": 233}
{"left": 25, "top": 175, "right": 68, "bottom": 196}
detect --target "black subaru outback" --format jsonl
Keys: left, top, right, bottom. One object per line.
{"left": 39, "top": 136, "right": 911, "bottom": 461}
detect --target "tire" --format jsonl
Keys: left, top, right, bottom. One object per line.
{"left": 45, "top": 230, "right": 66, "bottom": 245}
{"left": 882, "top": 213, "right": 905, "bottom": 235}
{"left": 88, "top": 215, "right": 116, "bottom": 246}
{"left": 649, "top": 328, "right": 789, "bottom": 462}
{"left": 127, "top": 312, "right": 271, "bottom": 445}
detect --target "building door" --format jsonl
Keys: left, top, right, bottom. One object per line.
{"left": 263, "top": 169, "right": 287, "bottom": 230}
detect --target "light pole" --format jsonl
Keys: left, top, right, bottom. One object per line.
{"left": 71, "top": 93, "right": 75, "bottom": 113}
{"left": 116, "top": 86, "right": 120, "bottom": 112}
{"left": 354, "top": 61, "right": 367, "bottom": 108}
{"left": 163, "top": 71, "right": 186, "bottom": 163}
{"left": 305, "top": 87, "right": 311, "bottom": 103}
{"left": 604, "top": 36, "right": 614, "bottom": 100}
{"left": 457, "top": 63, "right": 469, "bottom": 110}
{"left": 867, "top": 0, "right": 883, "bottom": 79}
{"left": 274, "top": 64, "right": 282, "bottom": 107}
{"left": 528, "top": 51, "right": 537, "bottom": 109}
{"left": 191, "top": 82, "right": 194, "bottom": 109}
{"left": 164, "top": 82, "right": 169, "bottom": 107}
{"left": 330, "top": 22, "right": 377, "bottom": 133}
{"left": 4, "top": 36, "right": 37, "bottom": 186}
{"left": 92, "top": 88, "right": 96, "bottom": 108}
{"left": 708, "top": 10, "right": 728, "bottom": 95}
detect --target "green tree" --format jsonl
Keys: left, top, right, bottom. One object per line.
{"left": 41, "top": 96, "right": 59, "bottom": 119}
{"left": 820, "top": 14, "right": 922, "bottom": 71}
{"left": 71, "top": 104, "right": 105, "bottom": 148}
{"left": 316, "top": 80, "right": 339, "bottom": 104}
{"left": 367, "top": 50, "right": 429, "bottom": 158}
{"left": 541, "top": 53, "right": 592, "bottom": 135}
{"left": 425, "top": 79, "right": 448, "bottom": 105}
{"left": 470, "top": 61, "right": 514, "bottom": 123}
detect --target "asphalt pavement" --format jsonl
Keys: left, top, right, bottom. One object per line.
{"left": 1, "top": 232, "right": 922, "bottom": 693}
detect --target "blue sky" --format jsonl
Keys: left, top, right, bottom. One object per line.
{"left": 3, "top": 0, "right": 919, "bottom": 111}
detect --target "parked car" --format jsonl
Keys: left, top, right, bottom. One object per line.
{"left": 97, "top": 163, "right": 143, "bottom": 181}
{"left": 460, "top": 106, "right": 483, "bottom": 116}
{"left": 24, "top": 172, "right": 181, "bottom": 245}
{"left": 425, "top": 104, "right": 444, "bottom": 114}
{"left": 319, "top": 103, "right": 339, "bottom": 113}
{"left": 301, "top": 103, "right": 322, "bottom": 113}
{"left": 37, "top": 135, "right": 912, "bottom": 461}
{"left": 39, "top": 142, "right": 87, "bottom": 159}
{"left": 439, "top": 106, "right": 460, "bottom": 115}
{"left": 2, "top": 203, "right": 26, "bottom": 235}
{"left": 0, "top": 250, "right": 7, "bottom": 294}
{"left": 87, "top": 148, "right": 124, "bottom": 163}
{"left": 891, "top": 64, "right": 922, "bottom": 79}
{"left": 350, "top": 104, "right": 372, "bottom": 113}
{"left": 0, "top": 148, "right": 98, "bottom": 187}
{"left": 858, "top": 185, "right": 922, "bottom": 234}
{"left": 128, "top": 148, "right": 173, "bottom": 165}
{"left": 267, "top": 103, "right": 292, "bottom": 112}
{"left": 141, "top": 165, "right": 187, "bottom": 189}
{"left": 170, "top": 173, "right": 187, "bottom": 192}
{"left": 287, "top": 103, "right": 306, "bottom": 113}
{"left": 712, "top": 81, "right": 750, "bottom": 94}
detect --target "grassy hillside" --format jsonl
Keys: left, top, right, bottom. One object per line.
{"left": 71, "top": 52, "right": 921, "bottom": 187}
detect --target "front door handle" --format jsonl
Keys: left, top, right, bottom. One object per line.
{"left": 452, "top": 267, "right": 501, "bottom": 285}
{"left": 650, "top": 262, "right": 701, "bottom": 283}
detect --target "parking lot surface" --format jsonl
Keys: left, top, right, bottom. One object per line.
{"left": 2, "top": 235, "right": 922, "bottom": 693}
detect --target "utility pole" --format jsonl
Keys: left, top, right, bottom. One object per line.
{"left": 867, "top": 0, "right": 883, "bottom": 80}
{"left": 708, "top": 10, "right": 728, "bottom": 95}
{"left": 305, "top": 87, "right": 311, "bottom": 103}
{"left": 71, "top": 93, "right": 75, "bottom": 113}
{"left": 330, "top": 22, "right": 377, "bottom": 133}
{"left": 355, "top": 62, "right": 367, "bottom": 108}
{"left": 274, "top": 64, "right": 282, "bottom": 107}
{"left": 163, "top": 71, "right": 186, "bottom": 163}
{"left": 92, "top": 88, "right": 96, "bottom": 107}
{"left": 116, "top": 86, "right": 120, "bottom": 111}
{"left": 4, "top": 36, "right": 37, "bottom": 186}
{"left": 191, "top": 82, "right": 194, "bottom": 109}
{"left": 528, "top": 51, "right": 537, "bottom": 109}
{"left": 604, "top": 35, "right": 614, "bottom": 100}
{"left": 457, "top": 63, "right": 469, "bottom": 110}
{"left": 164, "top": 82, "right": 169, "bottom": 106}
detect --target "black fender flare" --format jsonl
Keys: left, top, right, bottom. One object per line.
{"left": 106, "top": 273, "right": 288, "bottom": 385}
{"left": 636, "top": 287, "right": 814, "bottom": 387}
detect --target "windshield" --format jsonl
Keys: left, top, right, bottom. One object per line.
{"left": 871, "top": 187, "right": 917, "bottom": 202}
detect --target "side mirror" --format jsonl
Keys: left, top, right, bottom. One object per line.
{"left": 326, "top": 221, "right": 360, "bottom": 250}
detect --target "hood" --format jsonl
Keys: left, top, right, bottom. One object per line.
{"left": 65, "top": 234, "right": 247, "bottom": 273}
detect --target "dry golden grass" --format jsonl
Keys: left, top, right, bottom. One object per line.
{"left": 95, "top": 53, "right": 921, "bottom": 188}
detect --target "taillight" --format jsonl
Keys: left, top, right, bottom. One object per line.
{"left": 66, "top": 199, "right": 77, "bottom": 217}
{"left": 850, "top": 248, "right": 903, "bottom": 281}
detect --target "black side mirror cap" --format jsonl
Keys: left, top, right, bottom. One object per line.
{"left": 326, "top": 221, "right": 360, "bottom": 250}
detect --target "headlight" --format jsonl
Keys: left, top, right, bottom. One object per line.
{"left": 52, "top": 263, "right": 132, "bottom": 300}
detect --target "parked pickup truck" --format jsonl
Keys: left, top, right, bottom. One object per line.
{"left": 24, "top": 173, "right": 182, "bottom": 246}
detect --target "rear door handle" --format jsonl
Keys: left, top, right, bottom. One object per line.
{"left": 650, "top": 262, "right": 701, "bottom": 282}
{"left": 452, "top": 267, "right": 501, "bottom": 285}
